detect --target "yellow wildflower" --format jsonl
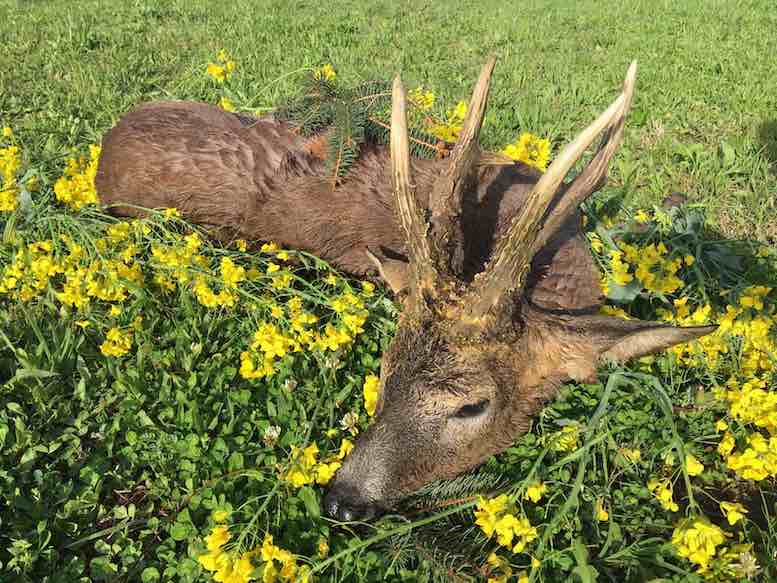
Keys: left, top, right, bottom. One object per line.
{"left": 314, "top": 461, "right": 341, "bottom": 485}
{"left": 502, "top": 132, "right": 551, "bottom": 172}
{"left": 648, "top": 478, "right": 678, "bottom": 512}
{"left": 595, "top": 498, "right": 609, "bottom": 521}
{"left": 685, "top": 453, "right": 704, "bottom": 476}
{"left": 551, "top": 424, "right": 580, "bottom": 452}
{"left": 99, "top": 327, "right": 132, "bottom": 357}
{"left": 317, "top": 537, "right": 329, "bottom": 557}
{"left": 621, "top": 448, "right": 641, "bottom": 463}
{"left": 408, "top": 87, "right": 435, "bottom": 110}
{"left": 363, "top": 374, "right": 380, "bottom": 416}
{"left": 338, "top": 438, "right": 354, "bottom": 459}
{"left": 475, "top": 495, "right": 537, "bottom": 553}
{"left": 54, "top": 146, "right": 101, "bottom": 210}
{"left": 608, "top": 250, "right": 633, "bottom": 286}
{"left": 205, "top": 525, "right": 231, "bottom": 552}
{"left": 220, "top": 97, "right": 235, "bottom": 112}
{"left": 588, "top": 233, "right": 604, "bottom": 253}
{"left": 671, "top": 516, "right": 727, "bottom": 572}
{"left": 634, "top": 209, "right": 650, "bottom": 223}
{"left": 314, "top": 63, "right": 336, "bottom": 81}
{"left": 427, "top": 100, "right": 467, "bottom": 142}
{"left": 523, "top": 481, "right": 547, "bottom": 503}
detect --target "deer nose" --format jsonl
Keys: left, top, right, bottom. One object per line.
{"left": 323, "top": 484, "right": 377, "bottom": 522}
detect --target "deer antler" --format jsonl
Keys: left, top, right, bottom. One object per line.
{"left": 428, "top": 56, "right": 497, "bottom": 277}
{"left": 463, "top": 62, "right": 638, "bottom": 322}
{"left": 390, "top": 75, "right": 438, "bottom": 299}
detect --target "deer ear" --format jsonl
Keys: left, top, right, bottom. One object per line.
{"left": 365, "top": 248, "right": 409, "bottom": 296}
{"left": 586, "top": 316, "right": 717, "bottom": 363}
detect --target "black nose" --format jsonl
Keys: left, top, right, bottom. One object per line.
{"left": 323, "top": 485, "right": 376, "bottom": 522}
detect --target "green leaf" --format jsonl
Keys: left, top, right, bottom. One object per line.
{"left": 141, "top": 567, "right": 161, "bottom": 583}
{"left": 298, "top": 486, "right": 320, "bottom": 519}
{"left": 169, "top": 523, "right": 190, "bottom": 541}
{"left": 90, "top": 556, "right": 119, "bottom": 580}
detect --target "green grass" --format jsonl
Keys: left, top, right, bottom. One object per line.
{"left": 3, "top": 0, "right": 777, "bottom": 239}
{"left": 2, "top": 1, "right": 777, "bottom": 582}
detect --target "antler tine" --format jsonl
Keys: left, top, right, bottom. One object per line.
{"left": 429, "top": 56, "right": 497, "bottom": 276}
{"left": 390, "top": 74, "right": 438, "bottom": 297}
{"left": 464, "top": 63, "right": 636, "bottom": 321}
{"left": 534, "top": 61, "right": 637, "bottom": 251}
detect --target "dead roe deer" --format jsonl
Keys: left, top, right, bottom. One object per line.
{"left": 96, "top": 58, "right": 715, "bottom": 520}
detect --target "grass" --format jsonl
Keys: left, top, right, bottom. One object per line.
{"left": 2, "top": 1, "right": 777, "bottom": 582}
{"left": 3, "top": 0, "right": 777, "bottom": 239}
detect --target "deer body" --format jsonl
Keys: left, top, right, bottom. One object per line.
{"left": 96, "top": 100, "right": 601, "bottom": 310}
{"left": 96, "top": 60, "right": 715, "bottom": 521}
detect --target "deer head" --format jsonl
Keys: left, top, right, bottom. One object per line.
{"left": 323, "top": 58, "right": 715, "bottom": 521}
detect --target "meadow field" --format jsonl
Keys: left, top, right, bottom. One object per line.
{"left": 2, "top": 0, "right": 777, "bottom": 581}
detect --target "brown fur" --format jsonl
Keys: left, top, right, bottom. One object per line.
{"left": 96, "top": 101, "right": 602, "bottom": 311}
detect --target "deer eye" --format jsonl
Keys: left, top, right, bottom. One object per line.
{"left": 453, "top": 399, "right": 490, "bottom": 419}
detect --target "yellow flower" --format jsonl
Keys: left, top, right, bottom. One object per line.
{"left": 276, "top": 251, "right": 289, "bottom": 261}
{"left": 486, "top": 552, "right": 512, "bottom": 583}
{"left": 54, "top": 146, "right": 101, "bottom": 210}
{"left": 608, "top": 250, "right": 633, "bottom": 286}
{"left": 314, "top": 64, "right": 336, "bottom": 81}
{"left": 621, "top": 448, "right": 641, "bottom": 463}
{"left": 337, "top": 438, "right": 354, "bottom": 459}
{"left": 588, "top": 233, "right": 604, "bottom": 253}
{"left": 523, "top": 481, "right": 546, "bottom": 503}
{"left": 648, "top": 478, "right": 678, "bottom": 512}
{"left": 163, "top": 207, "right": 180, "bottom": 218}
{"left": 314, "top": 461, "right": 341, "bottom": 485}
{"left": 475, "top": 495, "right": 537, "bottom": 553}
{"left": 685, "top": 453, "right": 704, "bottom": 476}
{"left": 235, "top": 239, "right": 248, "bottom": 252}
{"left": 551, "top": 424, "right": 580, "bottom": 452}
{"left": 198, "top": 549, "right": 229, "bottom": 573}
{"left": 719, "top": 501, "right": 747, "bottom": 526}
{"left": 363, "top": 374, "right": 380, "bottom": 416}
{"left": 99, "top": 327, "right": 132, "bottom": 357}
{"left": 408, "top": 87, "right": 435, "bottom": 110}
{"left": 207, "top": 63, "right": 226, "bottom": 82}
{"left": 502, "top": 132, "right": 551, "bottom": 172}
{"left": 205, "top": 525, "right": 231, "bottom": 552}
{"left": 427, "top": 101, "right": 468, "bottom": 142}
{"left": 317, "top": 537, "right": 329, "bottom": 557}
{"left": 634, "top": 209, "right": 650, "bottom": 223}
{"left": 220, "top": 97, "right": 235, "bottom": 112}
{"left": 715, "top": 419, "right": 728, "bottom": 432}
{"left": 718, "top": 431, "right": 736, "bottom": 457}
{"left": 2, "top": 126, "right": 12, "bottom": 138}
{"left": 595, "top": 498, "right": 609, "bottom": 521}
{"left": 671, "top": 516, "right": 727, "bottom": 571}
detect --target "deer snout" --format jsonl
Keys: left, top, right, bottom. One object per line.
{"left": 323, "top": 480, "right": 378, "bottom": 522}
